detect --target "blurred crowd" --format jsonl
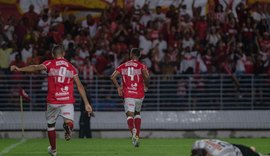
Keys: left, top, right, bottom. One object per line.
{"left": 1, "top": 1, "right": 270, "bottom": 82}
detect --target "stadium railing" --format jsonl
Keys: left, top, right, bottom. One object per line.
{"left": 0, "top": 74, "right": 269, "bottom": 111}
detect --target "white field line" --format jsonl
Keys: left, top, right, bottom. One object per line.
{"left": 0, "top": 139, "right": 27, "bottom": 156}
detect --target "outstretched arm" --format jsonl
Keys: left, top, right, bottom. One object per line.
{"left": 10, "top": 64, "right": 46, "bottom": 72}
{"left": 74, "top": 75, "right": 94, "bottom": 117}
{"left": 110, "top": 70, "right": 122, "bottom": 97}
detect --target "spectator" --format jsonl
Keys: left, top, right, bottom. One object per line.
{"left": 251, "top": 3, "right": 263, "bottom": 22}
{"left": 0, "top": 0, "right": 269, "bottom": 77}
{"left": 241, "top": 17, "right": 256, "bottom": 52}
{"left": 78, "top": 45, "right": 90, "bottom": 60}
{"left": 14, "top": 19, "right": 27, "bottom": 49}
{"left": 26, "top": 48, "right": 41, "bottom": 65}
{"left": 65, "top": 42, "right": 75, "bottom": 61}
{"left": 195, "top": 16, "right": 208, "bottom": 43}
{"left": 79, "top": 57, "right": 98, "bottom": 82}
{"left": 154, "top": 34, "right": 167, "bottom": 62}
{"left": 81, "top": 14, "right": 97, "bottom": 38}
{"left": 206, "top": 26, "right": 221, "bottom": 46}
{"left": 0, "top": 42, "right": 13, "bottom": 74}
{"left": 51, "top": 8, "right": 63, "bottom": 27}
{"left": 112, "top": 24, "right": 129, "bottom": 52}
{"left": 9, "top": 46, "right": 19, "bottom": 64}
{"left": 265, "top": 4, "right": 270, "bottom": 31}
{"left": 3, "top": 16, "right": 16, "bottom": 43}
{"left": 213, "top": 3, "right": 226, "bottom": 24}
{"left": 179, "top": 4, "right": 189, "bottom": 17}
{"left": 166, "top": 5, "right": 178, "bottom": 23}
{"left": 139, "top": 31, "right": 152, "bottom": 68}
{"left": 234, "top": 43, "right": 246, "bottom": 75}
{"left": 196, "top": 53, "right": 207, "bottom": 74}
{"left": 47, "top": 25, "right": 63, "bottom": 44}
{"left": 22, "top": 4, "right": 39, "bottom": 30}
{"left": 75, "top": 30, "right": 90, "bottom": 47}
{"left": 38, "top": 14, "right": 51, "bottom": 37}
{"left": 151, "top": 6, "right": 166, "bottom": 23}
{"left": 236, "top": 1, "right": 249, "bottom": 26}
{"left": 182, "top": 32, "right": 195, "bottom": 49}
{"left": 256, "top": 18, "right": 269, "bottom": 36}
{"left": 64, "top": 13, "right": 79, "bottom": 37}
{"left": 21, "top": 43, "right": 33, "bottom": 64}
{"left": 203, "top": 48, "right": 214, "bottom": 73}
{"left": 62, "top": 34, "right": 75, "bottom": 50}
{"left": 258, "top": 46, "right": 269, "bottom": 71}
{"left": 244, "top": 55, "right": 254, "bottom": 74}
{"left": 150, "top": 46, "right": 161, "bottom": 74}
{"left": 161, "top": 50, "right": 177, "bottom": 75}
{"left": 179, "top": 14, "right": 194, "bottom": 34}
{"left": 9, "top": 54, "right": 26, "bottom": 80}
{"left": 95, "top": 52, "right": 109, "bottom": 75}
{"left": 179, "top": 47, "right": 196, "bottom": 74}
{"left": 140, "top": 8, "right": 151, "bottom": 27}
{"left": 258, "top": 32, "right": 270, "bottom": 51}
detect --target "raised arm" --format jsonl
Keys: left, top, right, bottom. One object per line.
{"left": 110, "top": 70, "right": 122, "bottom": 97}
{"left": 74, "top": 75, "right": 94, "bottom": 117}
{"left": 10, "top": 64, "right": 46, "bottom": 73}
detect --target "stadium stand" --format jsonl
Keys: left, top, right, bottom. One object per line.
{"left": 0, "top": 0, "right": 270, "bottom": 111}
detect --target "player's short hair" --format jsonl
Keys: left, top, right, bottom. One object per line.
{"left": 52, "top": 45, "right": 64, "bottom": 56}
{"left": 191, "top": 149, "right": 207, "bottom": 156}
{"left": 130, "top": 48, "right": 142, "bottom": 58}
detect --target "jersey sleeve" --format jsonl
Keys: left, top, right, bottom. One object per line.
{"left": 116, "top": 64, "right": 123, "bottom": 73}
{"left": 142, "top": 63, "right": 147, "bottom": 70}
{"left": 72, "top": 65, "right": 78, "bottom": 77}
{"left": 41, "top": 60, "right": 52, "bottom": 72}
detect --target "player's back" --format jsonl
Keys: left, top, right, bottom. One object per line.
{"left": 116, "top": 60, "right": 147, "bottom": 98}
{"left": 192, "top": 139, "right": 243, "bottom": 156}
{"left": 42, "top": 58, "right": 78, "bottom": 104}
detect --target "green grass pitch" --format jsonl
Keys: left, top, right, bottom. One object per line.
{"left": 0, "top": 138, "right": 269, "bottom": 156}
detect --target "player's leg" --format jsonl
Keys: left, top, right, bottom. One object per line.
{"left": 46, "top": 104, "right": 60, "bottom": 156}
{"left": 63, "top": 119, "right": 73, "bottom": 141}
{"left": 134, "top": 98, "right": 143, "bottom": 137}
{"left": 124, "top": 98, "right": 136, "bottom": 134}
{"left": 134, "top": 111, "right": 141, "bottom": 137}
{"left": 133, "top": 98, "right": 143, "bottom": 147}
{"left": 124, "top": 98, "right": 139, "bottom": 146}
{"left": 233, "top": 144, "right": 261, "bottom": 156}
{"left": 60, "top": 104, "right": 74, "bottom": 141}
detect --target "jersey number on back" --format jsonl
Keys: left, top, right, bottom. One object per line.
{"left": 127, "top": 67, "right": 135, "bottom": 81}
{"left": 58, "top": 67, "right": 67, "bottom": 83}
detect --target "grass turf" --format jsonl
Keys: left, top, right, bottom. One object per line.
{"left": 0, "top": 138, "right": 269, "bottom": 156}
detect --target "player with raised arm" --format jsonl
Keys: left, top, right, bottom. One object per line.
{"left": 191, "top": 139, "right": 270, "bottom": 156}
{"left": 110, "top": 48, "right": 149, "bottom": 147}
{"left": 10, "top": 45, "right": 93, "bottom": 156}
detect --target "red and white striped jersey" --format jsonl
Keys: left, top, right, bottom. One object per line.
{"left": 42, "top": 58, "right": 78, "bottom": 104}
{"left": 116, "top": 60, "right": 147, "bottom": 98}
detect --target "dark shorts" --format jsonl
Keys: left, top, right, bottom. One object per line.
{"left": 233, "top": 144, "right": 260, "bottom": 156}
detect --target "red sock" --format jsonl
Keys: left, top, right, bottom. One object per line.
{"left": 47, "top": 127, "right": 56, "bottom": 150}
{"left": 127, "top": 116, "right": 134, "bottom": 133}
{"left": 66, "top": 122, "right": 74, "bottom": 131}
{"left": 134, "top": 115, "right": 141, "bottom": 137}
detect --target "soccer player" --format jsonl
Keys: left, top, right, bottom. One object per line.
{"left": 191, "top": 139, "right": 269, "bottom": 156}
{"left": 10, "top": 45, "right": 93, "bottom": 156}
{"left": 110, "top": 48, "right": 149, "bottom": 147}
